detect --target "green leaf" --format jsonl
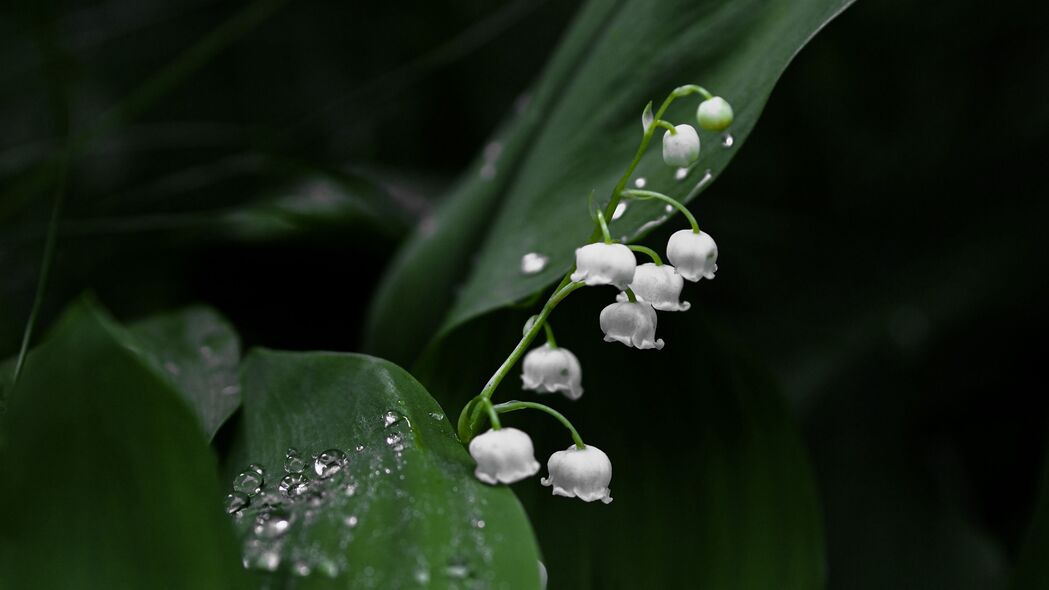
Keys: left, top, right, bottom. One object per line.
{"left": 126, "top": 306, "right": 242, "bottom": 440}
{"left": 365, "top": 0, "right": 855, "bottom": 366}
{"left": 0, "top": 298, "right": 246, "bottom": 589}
{"left": 412, "top": 302, "right": 825, "bottom": 589}
{"left": 226, "top": 349, "right": 541, "bottom": 587}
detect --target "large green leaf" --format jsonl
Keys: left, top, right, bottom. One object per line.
{"left": 225, "top": 349, "right": 542, "bottom": 588}
{"left": 365, "top": 0, "right": 854, "bottom": 366}
{"left": 127, "top": 306, "right": 242, "bottom": 440}
{"left": 0, "top": 298, "right": 246, "bottom": 589}
{"left": 412, "top": 293, "right": 825, "bottom": 589}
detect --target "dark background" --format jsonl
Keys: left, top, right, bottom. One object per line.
{"left": 2, "top": 0, "right": 1047, "bottom": 587}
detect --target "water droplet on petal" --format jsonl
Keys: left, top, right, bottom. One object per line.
{"left": 312, "top": 448, "right": 348, "bottom": 479}
{"left": 284, "top": 448, "right": 306, "bottom": 474}
{"left": 612, "top": 201, "right": 629, "bottom": 221}
{"left": 633, "top": 177, "right": 647, "bottom": 188}
{"left": 721, "top": 133, "right": 734, "bottom": 148}
{"left": 225, "top": 492, "right": 249, "bottom": 514}
{"left": 520, "top": 252, "right": 548, "bottom": 275}
{"left": 233, "top": 469, "right": 263, "bottom": 496}
{"left": 279, "top": 473, "right": 310, "bottom": 499}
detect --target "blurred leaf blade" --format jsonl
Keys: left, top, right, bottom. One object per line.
{"left": 0, "top": 297, "right": 246, "bottom": 589}
{"left": 229, "top": 349, "right": 542, "bottom": 587}
{"left": 126, "top": 305, "right": 242, "bottom": 440}
{"left": 365, "top": 0, "right": 854, "bottom": 366}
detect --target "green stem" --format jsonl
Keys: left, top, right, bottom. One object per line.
{"left": 621, "top": 189, "right": 700, "bottom": 233}
{"left": 673, "top": 84, "right": 714, "bottom": 100}
{"left": 628, "top": 245, "right": 662, "bottom": 265}
{"left": 624, "top": 288, "right": 637, "bottom": 303}
{"left": 543, "top": 321, "right": 558, "bottom": 348}
{"left": 494, "top": 401, "right": 586, "bottom": 449}
{"left": 483, "top": 398, "right": 502, "bottom": 429}
{"left": 654, "top": 120, "right": 677, "bottom": 134}
{"left": 596, "top": 211, "right": 612, "bottom": 244}
{"left": 12, "top": 148, "right": 69, "bottom": 387}
{"left": 595, "top": 85, "right": 692, "bottom": 241}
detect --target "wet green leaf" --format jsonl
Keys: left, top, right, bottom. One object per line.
{"left": 226, "top": 349, "right": 542, "bottom": 588}
{"left": 366, "top": 0, "right": 855, "bottom": 366}
{"left": 0, "top": 298, "right": 246, "bottom": 589}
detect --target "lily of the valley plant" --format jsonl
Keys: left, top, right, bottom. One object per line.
{"left": 457, "top": 85, "right": 733, "bottom": 504}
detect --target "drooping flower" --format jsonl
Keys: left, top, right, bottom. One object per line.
{"left": 541, "top": 445, "right": 613, "bottom": 504}
{"left": 666, "top": 229, "right": 717, "bottom": 282}
{"left": 616, "top": 263, "right": 690, "bottom": 311}
{"left": 662, "top": 124, "right": 700, "bottom": 167}
{"left": 696, "top": 96, "right": 734, "bottom": 131}
{"left": 570, "top": 243, "right": 636, "bottom": 289}
{"left": 521, "top": 343, "right": 584, "bottom": 400}
{"left": 469, "top": 427, "right": 541, "bottom": 485}
{"left": 599, "top": 301, "right": 664, "bottom": 350}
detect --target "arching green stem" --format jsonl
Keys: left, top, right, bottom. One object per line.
{"left": 673, "top": 84, "right": 714, "bottom": 100}
{"left": 654, "top": 120, "right": 677, "bottom": 134}
{"left": 624, "top": 288, "right": 638, "bottom": 303}
{"left": 483, "top": 398, "right": 501, "bottom": 429}
{"left": 494, "top": 400, "right": 586, "bottom": 449}
{"left": 628, "top": 244, "right": 662, "bottom": 265}
{"left": 596, "top": 211, "right": 612, "bottom": 244}
{"left": 621, "top": 189, "right": 700, "bottom": 233}
{"left": 543, "top": 321, "right": 558, "bottom": 348}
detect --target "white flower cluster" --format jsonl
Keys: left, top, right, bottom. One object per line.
{"left": 466, "top": 86, "right": 732, "bottom": 507}
{"left": 470, "top": 428, "right": 613, "bottom": 504}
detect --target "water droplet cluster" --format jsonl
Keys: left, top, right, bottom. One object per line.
{"left": 223, "top": 409, "right": 452, "bottom": 580}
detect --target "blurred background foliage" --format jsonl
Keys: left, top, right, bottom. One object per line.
{"left": 2, "top": 0, "right": 1048, "bottom": 588}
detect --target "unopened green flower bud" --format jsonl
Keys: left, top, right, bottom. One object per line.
{"left": 696, "top": 96, "right": 734, "bottom": 131}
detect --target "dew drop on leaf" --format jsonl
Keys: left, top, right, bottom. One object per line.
{"left": 721, "top": 132, "right": 734, "bottom": 148}
{"left": 283, "top": 448, "right": 307, "bottom": 473}
{"left": 225, "top": 492, "right": 249, "bottom": 514}
{"left": 233, "top": 469, "right": 263, "bottom": 496}
{"left": 520, "top": 252, "right": 548, "bottom": 275}
{"left": 279, "top": 473, "right": 309, "bottom": 499}
{"left": 312, "top": 448, "right": 348, "bottom": 479}
{"left": 383, "top": 410, "right": 404, "bottom": 428}
{"left": 254, "top": 509, "right": 292, "bottom": 539}
{"left": 343, "top": 515, "right": 359, "bottom": 528}
{"left": 675, "top": 167, "right": 689, "bottom": 181}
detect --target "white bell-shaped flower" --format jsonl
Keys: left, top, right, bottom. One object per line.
{"left": 599, "top": 301, "right": 664, "bottom": 350}
{"left": 616, "top": 263, "right": 690, "bottom": 312}
{"left": 570, "top": 242, "right": 636, "bottom": 289}
{"left": 469, "top": 427, "right": 540, "bottom": 485}
{"left": 666, "top": 229, "right": 718, "bottom": 282}
{"left": 696, "top": 96, "right": 734, "bottom": 131}
{"left": 662, "top": 124, "right": 700, "bottom": 167}
{"left": 521, "top": 343, "right": 583, "bottom": 400}
{"left": 541, "top": 445, "right": 613, "bottom": 504}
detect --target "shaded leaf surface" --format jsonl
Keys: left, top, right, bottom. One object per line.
{"left": 0, "top": 298, "right": 245, "bottom": 589}
{"left": 227, "top": 349, "right": 541, "bottom": 588}
{"left": 366, "top": 0, "right": 854, "bottom": 366}
{"left": 127, "top": 305, "right": 242, "bottom": 440}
